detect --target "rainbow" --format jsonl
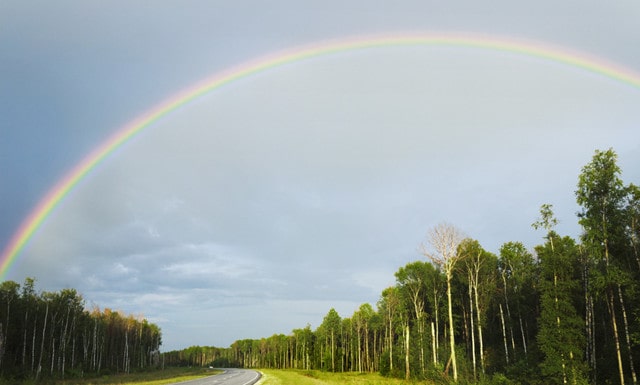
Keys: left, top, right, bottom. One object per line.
{"left": 2, "top": 32, "right": 640, "bottom": 279}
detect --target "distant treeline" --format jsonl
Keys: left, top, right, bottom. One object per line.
{"left": 164, "top": 149, "right": 640, "bottom": 385}
{"left": 0, "top": 278, "right": 162, "bottom": 381}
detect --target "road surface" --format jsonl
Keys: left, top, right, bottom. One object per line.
{"left": 169, "top": 368, "right": 261, "bottom": 385}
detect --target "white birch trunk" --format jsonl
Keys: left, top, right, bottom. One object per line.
{"left": 618, "top": 284, "right": 637, "bottom": 385}
{"left": 468, "top": 273, "right": 477, "bottom": 380}
{"left": 36, "top": 304, "right": 48, "bottom": 381}
{"left": 447, "top": 274, "right": 457, "bottom": 382}
{"left": 405, "top": 322, "right": 410, "bottom": 380}
{"left": 499, "top": 303, "right": 509, "bottom": 365}
{"left": 475, "top": 282, "right": 486, "bottom": 374}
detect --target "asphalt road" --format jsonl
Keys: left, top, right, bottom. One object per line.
{"left": 170, "top": 369, "right": 262, "bottom": 385}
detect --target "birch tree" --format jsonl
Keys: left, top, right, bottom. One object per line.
{"left": 320, "top": 308, "right": 341, "bottom": 372}
{"left": 459, "top": 239, "right": 496, "bottom": 378}
{"left": 500, "top": 241, "right": 537, "bottom": 362}
{"left": 421, "top": 223, "right": 464, "bottom": 382}
{"left": 576, "top": 148, "right": 636, "bottom": 385}
{"left": 378, "top": 287, "right": 400, "bottom": 375}
{"left": 536, "top": 232, "right": 587, "bottom": 385}
{"left": 395, "top": 261, "right": 430, "bottom": 375}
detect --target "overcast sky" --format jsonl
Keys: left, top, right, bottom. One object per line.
{"left": 1, "top": 1, "right": 639, "bottom": 351}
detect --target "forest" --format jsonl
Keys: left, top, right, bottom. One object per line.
{"left": 0, "top": 148, "right": 637, "bottom": 384}
{"left": 163, "top": 149, "right": 640, "bottom": 385}
{"left": 0, "top": 278, "right": 162, "bottom": 381}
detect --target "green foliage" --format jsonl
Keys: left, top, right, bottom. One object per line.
{"left": 535, "top": 234, "right": 587, "bottom": 384}
{"left": 0, "top": 278, "right": 162, "bottom": 381}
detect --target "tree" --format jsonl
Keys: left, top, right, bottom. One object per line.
{"left": 0, "top": 280, "right": 20, "bottom": 369}
{"left": 395, "top": 261, "right": 430, "bottom": 376}
{"left": 352, "top": 304, "right": 375, "bottom": 372}
{"left": 423, "top": 260, "right": 446, "bottom": 367}
{"left": 576, "top": 148, "right": 636, "bottom": 385}
{"left": 535, "top": 231, "right": 587, "bottom": 385}
{"left": 459, "top": 239, "right": 497, "bottom": 378}
{"left": 319, "top": 308, "right": 341, "bottom": 372}
{"left": 378, "top": 287, "right": 400, "bottom": 375}
{"left": 498, "top": 241, "right": 537, "bottom": 362}
{"left": 626, "top": 184, "right": 640, "bottom": 270}
{"left": 421, "top": 223, "right": 464, "bottom": 382}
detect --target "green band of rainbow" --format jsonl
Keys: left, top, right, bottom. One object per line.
{"left": 2, "top": 32, "right": 640, "bottom": 279}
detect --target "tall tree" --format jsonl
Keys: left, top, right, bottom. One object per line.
{"left": 423, "top": 261, "right": 445, "bottom": 366}
{"left": 378, "top": 287, "right": 400, "bottom": 374}
{"left": 626, "top": 184, "right": 640, "bottom": 270}
{"left": 536, "top": 231, "right": 587, "bottom": 385}
{"left": 352, "top": 304, "right": 375, "bottom": 372}
{"left": 422, "top": 223, "right": 464, "bottom": 382}
{"left": 459, "top": 239, "right": 497, "bottom": 378}
{"left": 498, "top": 241, "right": 537, "bottom": 361}
{"left": 319, "top": 308, "right": 341, "bottom": 372}
{"left": 576, "top": 148, "right": 635, "bottom": 385}
{"left": 395, "top": 261, "right": 430, "bottom": 375}
{"left": 0, "top": 280, "right": 20, "bottom": 369}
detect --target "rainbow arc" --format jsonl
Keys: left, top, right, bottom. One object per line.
{"left": 2, "top": 32, "right": 640, "bottom": 279}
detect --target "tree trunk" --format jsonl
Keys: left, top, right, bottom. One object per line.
{"left": 519, "top": 315, "right": 527, "bottom": 356}
{"left": 357, "top": 326, "right": 362, "bottom": 372}
{"left": 434, "top": 290, "right": 440, "bottom": 364}
{"left": 405, "top": 322, "right": 410, "bottom": 380}
{"left": 50, "top": 336, "right": 55, "bottom": 375}
{"left": 608, "top": 289, "right": 625, "bottom": 385}
{"left": 499, "top": 303, "right": 509, "bottom": 365}
{"left": 36, "top": 303, "right": 48, "bottom": 381}
{"left": 447, "top": 274, "right": 457, "bottom": 382}
{"left": 389, "top": 316, "right": 393, "bottom": 372}
{"left": 588, "top": 295, "right": 597, "bottom": 384}
{"left": 22, "top": 310, "right": 28, "bottom": 367}
{"left": 617, "top": 285, "right": 637, "bottom": 385}
{"left": 124, "top": 330, "right": 130, "bottom": 374}
{"left": 61, "top": 305, "right": 70, "bottom": 377}
{"left": 331, "top": 329, "right": 335, "bottom": 372}
{"left": 31, "top": 313, "right": 37, "bottom": 374}
{"left": 431, "top": 321, "right": 437, "bottom": 365}
{"left": 554, "top": 271, "right": 567, "bottom": 385}
{"left": 502, "top": 273, "right": 516, "bottom": 360}
{"left": 468, "top": 274, "right": 477, "bottom": 380}
{"left": 365, "top": 326, "right": 370, "bottom": 372}
{"left": 474, "top": 281, "right": 486, "bottom": 374}
{"left": 419, "top": 317, "right": 425, "bottom": 375}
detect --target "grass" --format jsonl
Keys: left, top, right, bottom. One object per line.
{"left": 50, "top": 367, "right": 220, "bottom": 385}
{"left": 0, "top": 368, "right": 430, "bottom": 385}
{"left": 257, "top": 369, "right": 429, "bottom": 385}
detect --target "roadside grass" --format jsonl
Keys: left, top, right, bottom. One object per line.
{"left": 49, "top": 367, "right": 219, "bottom": 385}
{"left": 257, "top": 369, "right": 428, "bottom": 385}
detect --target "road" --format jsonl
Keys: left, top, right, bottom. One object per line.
{"left": 169, "top": 368, "right": 262, "bottom": 385}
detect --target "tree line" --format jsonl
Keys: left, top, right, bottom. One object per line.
{"left": 0, "top": 278, "right": 162, "bottom": 381}
{"left": 164, "top": 148, "right": 639, "bottom": 385}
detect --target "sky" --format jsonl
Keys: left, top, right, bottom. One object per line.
{"left": 1, "top": 1, "right": 639, "bottom": 351}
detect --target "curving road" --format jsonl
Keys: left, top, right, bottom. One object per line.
{"left": 169, "top": 368, "right": 261, "bottom": 385}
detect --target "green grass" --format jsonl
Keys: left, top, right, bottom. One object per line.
{"left": 257, "top": 369, "right": 429, "bottom": 385}
{"left": 0, "top": 368, "right": 430, "bottom": 385}
{"left": 51, "top": 367, "right": 220, "bottom": 385}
